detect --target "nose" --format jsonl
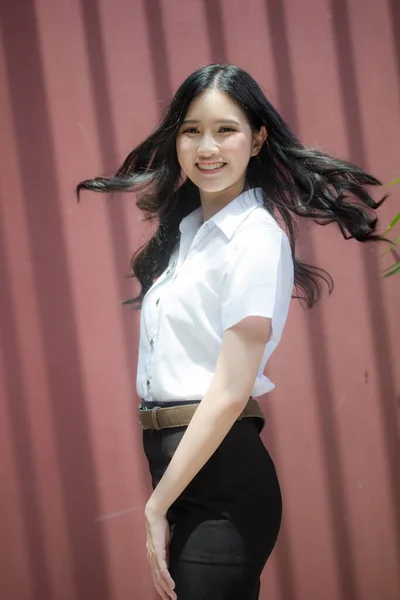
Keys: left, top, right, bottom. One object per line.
{"left": 197, "top": 133, "right": 218, "bottom": 158}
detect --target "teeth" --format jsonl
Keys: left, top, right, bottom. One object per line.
{"left": 198, "top": 164, "right": 224, "bottom": 171}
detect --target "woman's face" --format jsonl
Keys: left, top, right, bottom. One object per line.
{"left": 176, "top": 89, "right": 266, "bottom": 203}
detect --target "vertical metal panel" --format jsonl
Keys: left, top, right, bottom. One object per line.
{"left": 0, "top": 0, "right": 398, "bottom": 599}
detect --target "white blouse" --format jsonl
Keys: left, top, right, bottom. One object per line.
{"left": 136, "top": 187, "right": 294, "bottom": 403}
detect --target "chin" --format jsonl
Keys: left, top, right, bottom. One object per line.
{"left": 190, "top": 176, "right": 235, "bottom": 194}
{"left": 197, "top": 183, "right": 231, "bottom": 194}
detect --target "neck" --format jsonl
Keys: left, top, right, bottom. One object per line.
{"left": 200, "top": 178, "right": 247, "bottom": 222}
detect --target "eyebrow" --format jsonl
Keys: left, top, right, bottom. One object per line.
{"left": 181, "top": 118, "right": 241, "bottom": 126}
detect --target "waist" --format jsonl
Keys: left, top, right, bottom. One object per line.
{"left": 140, "top": 398, "right": 201, "bottom": 409}
{"left": 138, "top": 397, "right": 265, "bottom": 431}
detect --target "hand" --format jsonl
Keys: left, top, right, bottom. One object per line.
{"left": 145, "top": 505, "right": 177, "bottom": 600}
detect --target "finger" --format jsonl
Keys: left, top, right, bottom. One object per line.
{"left": 154, "top": 580, "right": 170, "bottom": 600}
{"left": 156, "top": 570, "right": 176, "bottom": 600}
{"left": 153, "top": 545, "right": 175, "bottom": 590}
{"left": 151, "top": 562, "right": 175, "bottom": 599}
{"left": 159, "top": 566, "right": 176, "bottom": 596}
{"left": 156, "top": 555, "right": 175, "bottom": 587}
{"left": 152, "top": 564, "right": 176, "bottom": 600}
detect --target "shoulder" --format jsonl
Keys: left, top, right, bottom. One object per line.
{"left": 224, "top": 206, "right": 294, "bottom": 288}
{"left": 235, "top": 204, "right": 286, "bottom": 236}
{"left": 232, "top": 205, "right": 291, "bottom": 253}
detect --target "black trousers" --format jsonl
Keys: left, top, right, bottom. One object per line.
{"left": 142, "top": 399, "right": 282, "bottom": 600}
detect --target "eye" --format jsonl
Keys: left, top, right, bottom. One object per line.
{"left": 219, "top": 127, "right": 235, "bottom": 133}
{"left": 181, "top": 127, "right": 199, "bottom": 134}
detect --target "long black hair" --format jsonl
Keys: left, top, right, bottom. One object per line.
{"left": 76, "top": 64, "right": 387, "bottom": 309}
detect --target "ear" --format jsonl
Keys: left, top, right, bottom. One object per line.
{"left": 251, "top": 126, "right": 268, "bottom": 157}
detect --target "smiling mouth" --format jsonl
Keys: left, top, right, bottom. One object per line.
{"left": 196, "top": 162, "right": 227, "bottom": 173}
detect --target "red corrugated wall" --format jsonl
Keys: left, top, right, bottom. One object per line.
{"left": 0, "top": 1, "right": 399, "bottom": 599}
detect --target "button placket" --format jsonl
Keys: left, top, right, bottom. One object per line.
{"left": 145, "top": 377, "right": 151, "bottom": 400}
{"left": 145, "top": 344, "right": 154, "bottom": 398}
{"left": 143, "top": 249, "right": 178, "bottom": 401}
{"left": 145, "top": 285, "right": 163, "bottom": 399}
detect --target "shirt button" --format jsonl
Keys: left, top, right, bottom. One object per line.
{"left": 156, "top": 298, "right": 160, "bottom": 306}
{"left": 150, "top": 338, "right": 154, "bottom": 351}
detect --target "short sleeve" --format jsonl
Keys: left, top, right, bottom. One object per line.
{"left": 220, "top": 230, "right": 284, "bottom": 331}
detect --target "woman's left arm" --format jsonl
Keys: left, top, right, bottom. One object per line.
{"left": 147, "top": 315, "right": 271, "bottom": 515}
{"left": 145, "top": 315, "right": 271, "bottom": 598}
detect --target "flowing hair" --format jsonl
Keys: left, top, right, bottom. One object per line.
{"left": 76, "top": 64, "right": 388, "bottom": 309}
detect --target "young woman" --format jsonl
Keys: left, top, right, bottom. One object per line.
{"left": 77, "top": 64, "right": 386, "bottom": 600}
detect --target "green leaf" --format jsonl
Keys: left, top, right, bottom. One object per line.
{"left": 386, "top": 177, "right": 400, "bottom": 187}
{"left": 383, "top": 261, "right": 400, "bottom": 277}
{"left": 381, "top": 235, "right": 400, "bottom": 256}
{"left": 383, "top": 261, "right": 398, "bottom": 272}
{"left": 383, "top": 212, "right": 400, "bottom": 235}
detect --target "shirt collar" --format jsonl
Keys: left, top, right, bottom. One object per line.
{"left": 179, "top": 187, "right": 264, "bottom": 240}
